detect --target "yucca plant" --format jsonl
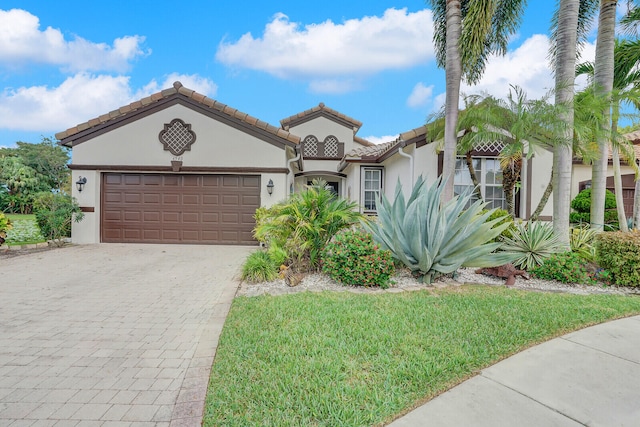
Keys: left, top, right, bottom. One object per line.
{"left": 500, "top": 221, "right": 563, "bottom": 270}
{"left": 570, "top": 226, "right": 598, "bottom": 261}
{"left": 363, "top": 176, "right": 516, "bottom": 284}
{"left": 254, "top": 179, "right": 363, "bottom": 271}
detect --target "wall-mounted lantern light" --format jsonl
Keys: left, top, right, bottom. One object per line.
{"left": 267, "top": 179, "right": 274, "bottom": 196}
{"left": 76, "top": 176, "right": 87, "bottom": 192}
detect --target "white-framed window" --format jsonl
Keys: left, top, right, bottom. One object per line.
{"left": 454, "top": 157, "right": 506, "bottom": 210}
{"left": 362, "top": 167, "right": 383, "bottom": 213}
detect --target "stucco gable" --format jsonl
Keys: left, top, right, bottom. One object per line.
{"left": 280, "top": 103, "right": 363, "bottom": 132}
{"left": 56, "top": 81, "right": 300, "bottom": 149}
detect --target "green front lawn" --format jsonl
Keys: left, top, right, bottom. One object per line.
{"left": 205, "top": 286, "right": 640, "bottom": 426}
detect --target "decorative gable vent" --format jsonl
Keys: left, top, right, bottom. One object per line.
{"left": 302, "top": 134, "right": 344, "bottom": 159}
{"left": 159, "top": 119, "right": 197, "bottom": 156}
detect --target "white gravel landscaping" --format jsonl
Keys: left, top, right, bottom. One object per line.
{"left": 237, "top": 267, "right": 640, "bottom": 297}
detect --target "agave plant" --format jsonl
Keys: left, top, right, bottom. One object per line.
{"left": 362, "top": 176, "right": 516, "bottom": 284}
{"left": 569, "top": 226, "right": 598, "bottom": 261}
{"left": 500, "top": 221, "right": 563, "bottom": 270}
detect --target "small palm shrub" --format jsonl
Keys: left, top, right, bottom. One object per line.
{"left": 530, "top": 251, "right": 597, "bottom": 284}
{"left": 254, "top": 179, "right": 363, "bottom": 272}
{"left": 500, "top": 221, "right": 563, "bottom": 270}
{"left": 363, "top": 176, "right": 516, "bottom": 284}
{"left": 321, "top": 230, "right": 395, "bottom": 288}
{"left": 241, "top": 250, "right": 279, "bottom": 283}
{"left": 570, "top": 226, "right": 598, "bottom": 261}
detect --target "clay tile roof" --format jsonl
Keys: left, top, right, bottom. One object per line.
{"left": 345, "top": 140, "right": 399, "bottom": 159}
{"left": 55, "top": 81, "right": 300, "bottom": 145}
{"left": 354, "top": 135, "right": 374, "bottom": 147}
{"left": 280, "top": 102, "right": 363, "bottom": 130}
{"left": 344, "top": 125, "right": 428, "bottom": 161}
{"left": 625, "top": 129, "right": 640, "bottom": 145}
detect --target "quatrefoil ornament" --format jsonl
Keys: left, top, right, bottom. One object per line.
{"left": 158, "top": 119, "right": 197, "bottom": 156}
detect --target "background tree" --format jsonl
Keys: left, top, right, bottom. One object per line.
{"left": 429, "top": 0, "right": 527, "bottom": 203}
{"left": 0, "top": 137, "right": 70, "bottom": 213}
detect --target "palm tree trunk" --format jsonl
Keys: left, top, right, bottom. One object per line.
{"left": 633, "top": 177, "right": 640, "bottom": 229}
{"left": 612, "top": 146, "right": 629, "bottom": 231}
{"left": 465, "top": 151, "right": 483, "bottom": 202}
{"left": 442, "top": 0, "right": 462, "bottom": 204}
{"left": 553, "top": 0, "right": 580, "bottom": 249}
{"left": 590, "top": 0, "right": 616, "bottom": 231}
{"left": 531, "top": 168, "right": 553, "bottom": 221}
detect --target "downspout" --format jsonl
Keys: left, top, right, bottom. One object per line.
{"left": 397, "top": 140, "right": 414, "bottom": 189}
{"left": 287, "top": 149, "right": 301, "bottom": 196}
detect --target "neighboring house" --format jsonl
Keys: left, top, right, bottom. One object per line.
{"left": 56, "top": 82, "right": 637, "bottom": 245}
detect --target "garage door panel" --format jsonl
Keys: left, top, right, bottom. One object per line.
{"left": 102, "top": 173, "right": 260, "bottom": 244}
{"left": 124, "top": 175, "right": 141, "bottom": 185}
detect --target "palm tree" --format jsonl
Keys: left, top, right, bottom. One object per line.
{"left": 577, "top": 38, "right": 640, "bottom": 232}
{"left": 429, "top": 0, "right": 527, "bottom": 203}
{"left": 550, "top": 0, "right": 599, "bottom": 247}
{"left": 589, "top": 0, "right": 617, "bottom": 232}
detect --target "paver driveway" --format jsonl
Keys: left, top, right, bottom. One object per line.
{"left": 0, "top": 243, "right": 253, "bottom": 426}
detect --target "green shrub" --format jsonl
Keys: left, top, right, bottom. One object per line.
{"left": 484, "top": 209, "right": 515, "bottom": 241}
{"left": 500, "top": 221, "right": 563, "bottom": 270}
{"left": 266, "top": 243, "right": 288, "bottom": 267}
{"left": 322, "top": 230, "right": 395, "bottom": 288}
{"left": 530, "top": 251, "right": 596, "bottom": 284}
{"left": 363, "top": 176, "right": 515, "bottom": 284}
{"left": 254, "top": 179, "right": 363, "bottom": 272}
{"left": 596, "top": 231, "right": 640, "bottom": 287}
{"left": 241, "top": 250, "right": 279, "bottom": 283}
{"left": 0, "top": 212, "right": 11, "bottom": 234}
{"left": 569, "top": 188, "right": 618, "bottom": 229}
{"left": 33, "top": 192, "right": 84, "bottom": 246}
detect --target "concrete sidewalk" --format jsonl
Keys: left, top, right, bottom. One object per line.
{"left": 389, "top": 315, "right": 640, "bottom": 427}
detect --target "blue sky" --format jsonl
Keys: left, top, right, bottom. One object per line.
{"left": 0, "top": 0, "right": 609, "bottom": 149}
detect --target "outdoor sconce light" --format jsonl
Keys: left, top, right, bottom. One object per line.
{"left": 267, "top": 179, "right": 274, "bottom": 195}
{"left": 76, "top": 176, "right": 87, "bottom": 192}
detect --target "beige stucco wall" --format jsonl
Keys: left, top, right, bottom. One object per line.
{"left": 70, "top": 104, "right": 290, "bottom": 244}
{"left": 72, "top": 104, "right": 284, "bottom": 168}
{"left": 528, "top": 149, "right": 554, "bottom": 218}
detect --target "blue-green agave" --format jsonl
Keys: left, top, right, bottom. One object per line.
{"left": 362, "top": 176, "right": 516, "bottom": 283}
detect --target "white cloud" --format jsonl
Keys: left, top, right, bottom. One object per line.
{"left": 430, "top": 34, "right": 597, "bottom": 113}
{"left": 362, "top": 135, "right": 398, "bottom": 145}
{"left": 0, "top": 8, "right": 148, "bottom": 72}
{"left": 407, "top": 82, "right": 434, "bottom": 108}
{"left": 309, "top": 79, "right": 361, "bottom": 94}
{"left": 0, "top": 73, "right": 218, "bottom": 133}
{"left": 136, "top": 73, "right": 218, "bottom": 98}
{"left": 216, "top": 8, "right": 434, "bottom": 90}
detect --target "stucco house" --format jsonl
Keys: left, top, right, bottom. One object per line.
{"left": 56, "top": 82, "right": 637, "bottom": 245}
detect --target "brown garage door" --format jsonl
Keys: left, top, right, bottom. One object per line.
{"left": 102, "top": 173, "right": 260, "bottom": 244}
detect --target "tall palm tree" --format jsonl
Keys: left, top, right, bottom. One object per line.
{"left": 429, "top": 0, "right": 527, "bottom": 203}
{"left": 578, "top": 38, "right": 640, "bottom": 231}
{"left": 589, "top": 0, "right": 618, "bottom": 231}
{"left": 550, "top": 0, "right": 599, "bottom": 247}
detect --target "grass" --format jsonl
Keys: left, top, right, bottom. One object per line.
{"left": 205, "top": 286, "right": 640, "bottom": 426}
{"left": 4, "top": 214, "right": 45, "bottom": 245}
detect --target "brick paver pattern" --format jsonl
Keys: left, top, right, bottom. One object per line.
{"left": 0, "top": 244, "right": 251, "bottom": 426}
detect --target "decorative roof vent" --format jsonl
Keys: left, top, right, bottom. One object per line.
{"left": 159, "top": 118, "right": 196, "bottom": 156}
